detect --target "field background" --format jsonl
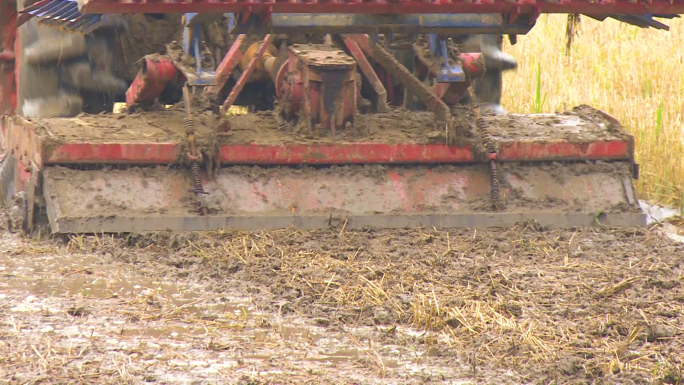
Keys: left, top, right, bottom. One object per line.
{"left": 502, "top": 15, "right": 684, "bottom": 212}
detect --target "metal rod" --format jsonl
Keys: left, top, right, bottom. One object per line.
{"left": 342, "top": 34, "right": 388, "bottom": 112}
{"left": 221, "top": 34, "right": 273, "bottom": 113}
{"left": 206, "top": 34, "right": 246, "bottom": 95}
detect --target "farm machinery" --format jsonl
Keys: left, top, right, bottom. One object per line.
{"left": 1, "top": 0, "right": 678, "bottom": 233}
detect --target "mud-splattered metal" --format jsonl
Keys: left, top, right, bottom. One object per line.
{"left": 30, "top": 138, "right": 631, "bottom": 166}
{"left": 125, "top": 57, "right": 178, "bottom": 106}
{"left": 2, "top": 110, "right": 646, "bottom": 233}
{"left": 42, "top": 164, "right": 645, "bottom": 233}
{"left": 5, "top": 114, "right": 634, "bottom": 166}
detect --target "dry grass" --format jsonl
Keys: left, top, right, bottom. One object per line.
{"left": 502, "top": 15, "right": 684, "bottom": 211}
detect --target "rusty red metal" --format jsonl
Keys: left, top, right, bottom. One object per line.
{"left": 342, "top": 35, "right": 387, "bottom": 112}
{"left": 460, "top": 53, "right": 485, "bottom": 78}
{"left": 289, "top": 44, "right": 357, "bottom": 132}
{"left": 40, "top": 142, "right": 473, "bottom": 165}
{"left": 5, "top": 117, "right": 41, "bottom": 169}
{"left": 125, "top": 56, "right": 178, "bottom": 105}
{"left": 272, "top": 59, "right": 289, "bottom": 100}
{"left": 499, "top": 140, "right": 630, "bottom": 161}
{"left": 46, "top": 143, "right": 180, "bottom": 164}
{"left": 206, "top": 34, "right": 245, "bottom": 96}
{"left": 221, "top": 34, "right": 273, "bottom": 112}
{"left": 0, "top": 0, "right": 17, "bottom": 115}
{"left": 6, "top": 111, "right": 632, "bottom": 166}
{"left": 10, "top": 159, "right": 31, "bottom": 196}
{"left": 12, "top": 4, "right": 18, "bottom": 115}
{"left": 78, "top": 0, "right": 684, "bottom": 16}
{"left": 33, "top": 140, "right": 632, "bottom": 165}
{"left": 345, "top": 34, "right": 371, "bottom": 55}
{"left": 279, "top": 71, "right": 303, "bottom": 114}
{"left": 343, "top": 34, "right": 403, "bottom": 105}
{"left": 219, "top": 143, "right": 475, "bottom": 164}
{"left": 0, "top": 50, "right": 14, "bottom": 60}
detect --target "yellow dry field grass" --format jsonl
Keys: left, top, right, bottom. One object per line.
{"left": 502, "top": 15, "right": 684, "bottom": 211}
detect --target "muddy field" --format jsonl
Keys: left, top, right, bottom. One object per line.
{"left": 28, "top": 104, "right": 626, "bottom": 149}
{"left": 1, "top": 216, "right": 683, "bottom": 384}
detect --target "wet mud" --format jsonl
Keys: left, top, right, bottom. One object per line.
{"left": 114, "top": 14, "right": 184, "bottom": 81}
{"left": 30, "top": 108, "right": 451, "bottom": 148}
{"left": 485, "top": 109, "right": 631, "bottom": 143}
{"left": 41, "top": 160, "right": 640, "bottom": 233}
{"left": 1, "top": 222, "right": 683, "bottom": 383}
{"left": 28, "top": 104, "right": 630, "bottom": 147}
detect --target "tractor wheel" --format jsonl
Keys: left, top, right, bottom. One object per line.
{"left": 16, "top": 11, "right": 186, "bottom": 118}
{"left": 18, "top": 18, "right": 127, "bottom": 118}
{"left": 17, "top": 11, "right": 190, "bottom": 118}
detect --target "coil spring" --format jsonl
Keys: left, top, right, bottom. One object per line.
{"left": 184, "top": 117, "right": 195, "bottom": 133}
{"left": 489, "top": 160, "right": 500, "bottom": 205}
{"left": 191, "top": 163, "right": 203, "bottom": 194}
{"left": 479, "top": 119, "right": 501, "bottom": 209}
{"left": 468, "top": 87, "right": 502, "bottom": 210}
{"left": 478, "top": 119, "right": 496, "bottom": 155}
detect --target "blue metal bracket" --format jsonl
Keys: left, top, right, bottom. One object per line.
{"left": 183, "top": 13, "right": 204, "bottom": 76}
{"left": 181, "top": 13, "right": 221, "bottom": 86}
{"left": 428, "top": 34, "right": 464, "bottom": 82}
{"left": 226, "top": 13, "right": 236, "bottom": 32}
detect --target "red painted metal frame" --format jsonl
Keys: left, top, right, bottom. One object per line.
{"left": 460, "top": 53, "right": 485, "bottom": 78}
{"left": 13, "top": 160, "right": 31, "bottom": 194}
{"left": 499, "top": 140, "right": 629, "bottom": 161}
{"left": 220, "top": 143, "right": 474, "bottom": 164}
{"left": 289, "top": 45, "right": 357, "bottom": 131}
{"left": 343, "top": 34, "right": 404, "bottom": 106}
{"left": 47, "top": 143, "right": 180, "bottom": 164}
{"left": 206, "top": 34, "right": 246, "bottom": 96}
{"left": 77, "top": 0, "right": 684, "bottom": 16}
{"left": 342, "top": 35, "right": 387, "bottom": 113}
{"left": 221, "top": 34, "right": 273, "bottom": 112}
{"left": 8, "top": 116, "right": 632, "bottom": 166}
{"left": 0, "top": 0, "right": 16, "bottom": 116}
{"left": 125, "top": 57, "right": 178, "bottom": 105}
{"left": 34, "top": 140, "right": 631, "bottom": 165}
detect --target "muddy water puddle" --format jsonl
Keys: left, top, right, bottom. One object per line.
{"left": 0, "top": 236, "right": 256, "bottom": 343}
{"left": 0, "top": 241, "right": 250, "bottom": 308}
{"left": 1, "top": 233, "right": 469, "bottom": 382}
